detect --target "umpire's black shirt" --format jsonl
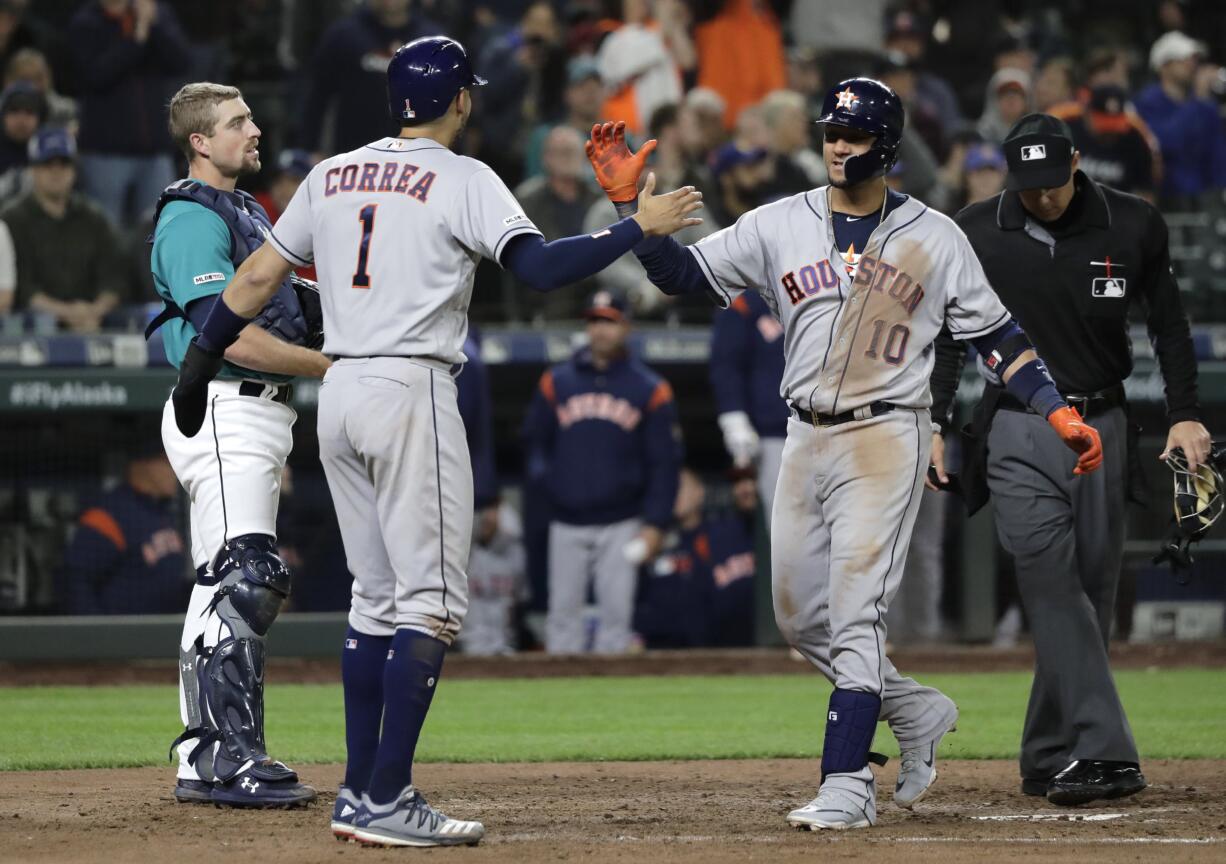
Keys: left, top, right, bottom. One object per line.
{"left": 952, "top": 171, "right": 1199, "bottom": 423}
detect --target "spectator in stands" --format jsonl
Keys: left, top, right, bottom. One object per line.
{"left": 977, "top": 67, "right": 1032, "bottom": 145}
{"left": 0, "top": 0, "right": 68, "bottom": 93}
{"left": 524, "top": 290, "right": 682, "bottom": 655}
{"left": 57, "top": 433, "right": 188, "bottom": 615}
{"left": 68, "top": 0, "right": 190, "bottom": 228}
{"left": 760, "top": 89, "right": 825, "bottom": 186}
{"left": 523, "top": 54, "right": 604, "bottom": 180}
{"left": 678, "top": 86, "right": 726, "bottom": 166}
{"left": 1135, "top": 30, "right": 1226, "bottom": 203}
{"left": 4, "top": 127, "right": 127, "bottom": 331}
{"left": 4, "top": 48, "right": 75, "bottom": 131}
{"left": 255, "top": 148, "right": 313, "bottom": 223}
{"left": 784, "top": 45, "right": 822, "bottom": 115}
{"left": 298, "top": 0, "right": 442, "bottom": 158}
{"left": 878, "top": 52, "right": 947, "bottom": 161}
{"left": 0, "top": 80, "right": 43, "bottom": 202}
{"left": 706, "top": 140, "right": 769, "bottom": 230}
{"left": 584, "top": 103, "right": 713, "bottom": 320}
{"left": 597, "top": 0, "right": 687, "bottom": 135}
{"left": 1034, "top": 56, "right": 1077, "bottom": 113}
{"left": 477, "top": 1, "right": 567, "bottom": 183}
{"left": 1056, "top": 85, "right": 1158, "bottom": 199}
{"left": 508, "top": 125, "right": 601, "bottom": 322}
{"left": 694, "top": 0, "right": 785, "bottom": 130}
{"left": 788, "top": 0, "right": 886, "bottom": 54}
{"left": 733, "top": 102, "right": 810, "bottom": 200}
{"left": 633, "top": 469, "right": 755, "bottom": 648}
{"left": 960, "top": 142, "right": 1008, "bottom": 207}
{"left": 883, "top": 8, "right": 963, "bottom": 139}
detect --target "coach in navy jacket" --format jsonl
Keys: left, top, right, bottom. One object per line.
{"left": 709, "top": 290, "right": 788, "bottom": 517}
{"left": 523, "top": 291, "right": 683, "bottom": 653}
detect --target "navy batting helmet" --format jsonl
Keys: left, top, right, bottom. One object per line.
{"left": 386, "top": 36, "right": 487, "bottom": 125}
{"left": 817, "top": 77, "right": 905, "bottom": 185}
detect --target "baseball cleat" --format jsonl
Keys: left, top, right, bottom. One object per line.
{"left": 352, "top": 785, "right": 484, "bottom": 847}
{"left": 331, "top": 785, "right": 361, "bottom": 841}
{"left": 1045, "top": 760, "right": 1147, "bottom": 806}
{"left": 787, "top": 775, "right": 877, "bottom": 831}
{"left": 894, "top": 700, "right": 958, "bottom": 809}
{"left": 173, "top": 778, "right": 214, "bottom": 804}
{"left": 210, "top": 762, "right": 317, "bottom": 809}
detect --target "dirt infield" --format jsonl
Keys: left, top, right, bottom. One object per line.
{"left": 2, "top": 759, "right": 1223, "bottom": 864}
{"left": 3, "top": 640, "right": 1224, "bottom": 686}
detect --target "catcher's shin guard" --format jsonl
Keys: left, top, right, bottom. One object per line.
{"left": 182, "top": 534, "right": 293, "bottom": 784}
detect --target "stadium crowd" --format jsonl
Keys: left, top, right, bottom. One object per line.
{"left": 3, "top": 0, "right": 1226, "bottom": 651}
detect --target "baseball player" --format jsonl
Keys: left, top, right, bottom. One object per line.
{"left": 165, "top": 36, "right": 701, "bottom": 847}
{"left": 151, "top": 83, "right": 326, "bottom": 808}
{"left": 523, "top": 290, "right": 683, "bottom": 655}
{"left": 584, "top": 80, "right": 1104, "bottom": 830}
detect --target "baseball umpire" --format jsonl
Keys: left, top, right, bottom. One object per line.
{"left": 152, "top": 83, "right": 327, "bottom": 807}
{"left": 586, "top": 80, "right": 1102, "bottom": 830}
{"left": 930, "top": 113, "right": 1207, "bottom": 805}
{"left": 167, "top": 35, "right": 701, "bottom": 847}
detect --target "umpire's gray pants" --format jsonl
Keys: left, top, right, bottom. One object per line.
{"left": 987, "top": 406, "right": 1139, "bottom": 779}
{"left": 546, "top": 518, "right": 641, "bottom": 654}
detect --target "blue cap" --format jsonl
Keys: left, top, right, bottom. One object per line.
{"left": 567, "top": 55, "right": 600, "bottom": 85}
{"left": 28, "top": 126, "right": 76, "bottom": 164}
{"left": 964, "top": 142, "right": 1005, "bottom": 173}
{"left": 277, "top": 148, "right": 313, "bottom": 178}
{"left": 585, "top": 289, "right": 629, "bottom": 322}
{"left": 710, "top": 142, "right": 768, "bottom": 178}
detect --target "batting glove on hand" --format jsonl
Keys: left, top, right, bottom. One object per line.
{"left": 586, "top": 120, "right": 657, "bottom": 203}
{"left": 718, "top": 411, "right": 761, "bottom": 468}
{"left": 172, "top": 337, "right": 225, "bottom": 438}
{"left": 1047, "top": 406, "right": 1103, "bottom": 474}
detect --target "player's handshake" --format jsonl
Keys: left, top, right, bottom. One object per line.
{"left": 585, "top": 120, "right": 702, "bottom": 237}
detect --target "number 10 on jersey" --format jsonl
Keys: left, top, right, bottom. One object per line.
{"left": 352, "top": 204, "right": 377, "bottom": 290}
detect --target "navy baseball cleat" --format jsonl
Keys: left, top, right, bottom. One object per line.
{"left": 352, "top": 785, "right": 484, "bottom": 847}
{"left": 332, "top": 785, "right": 361, "bottom": 841}
{"left": 173, "top": 778, "right": 213, "bottom": 804}
{"left": 210, "top": 762, "right": 317, "bottom": 809}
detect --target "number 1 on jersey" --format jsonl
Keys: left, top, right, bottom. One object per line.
{"left": 352, "top": 204, "right": 377, "bottom": 290}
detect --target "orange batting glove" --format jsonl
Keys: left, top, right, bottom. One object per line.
{"left": 1048, "top": 406, "right": 1103, "bottom": 474}
{"left": 585, "top": 120, "right": 657, "bottom": 203}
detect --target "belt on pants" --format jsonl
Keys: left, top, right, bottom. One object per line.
{"left": 996, "top": 384, "right": 1125, "bottom": 419}
{"left": 791, "top": 400, "right": 896, "bottom": 427}
{"left": 237, "top": 380, "right": 293, "bottom": 404}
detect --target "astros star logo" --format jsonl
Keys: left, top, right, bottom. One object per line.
{"left": 835, "top": 88, "right": 858, "bottom": 110}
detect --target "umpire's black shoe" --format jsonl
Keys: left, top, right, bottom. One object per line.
{"left": 173, "top": 778, "right": 214, "bottom": 804}
{"left": 1046, "top": 760, "right": 1147, "bottom": 806}
{"left": 1021, "top": 776, "right": 1052, "bottom": 797}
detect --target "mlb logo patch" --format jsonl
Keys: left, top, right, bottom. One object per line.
{"left": 1021, "top": 144, "right": 1046, "bottom": 161}
{"left": 1092, "top": 277, "right": 1126, "bottom": 298}
{"left": 345, "top": 638, "right": 358, "bottom": 649}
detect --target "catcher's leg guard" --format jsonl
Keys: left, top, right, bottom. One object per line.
{"left": 182, "top": 534, "right": 315, "bottom": 807}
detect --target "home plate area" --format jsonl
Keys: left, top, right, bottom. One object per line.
{"left": 3, "top": 758, "right": 1224, "bottom": 864}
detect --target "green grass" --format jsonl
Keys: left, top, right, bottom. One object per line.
{"left": 1, "top": 669, "right": 1223, "bottom": 771}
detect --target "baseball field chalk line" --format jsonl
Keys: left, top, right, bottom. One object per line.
{"left": 487, "top": 833, "right": 1225, "bottom": 846}
{"left": 968, "top": 812, "right": 1128, "bottom": 822}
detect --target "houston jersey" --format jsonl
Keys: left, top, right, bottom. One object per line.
{"left": 690, "top": 186, "right": 1008, "bottom": 414}
{"left": 269, "top": 136, "right": 542, "bottom": 362}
